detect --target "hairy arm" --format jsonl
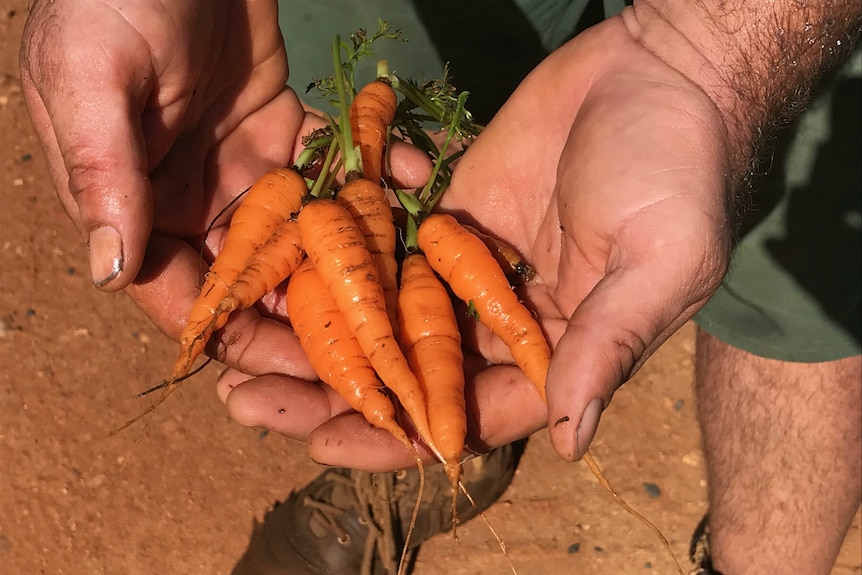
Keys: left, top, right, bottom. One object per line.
{"left": 625, "top": 0, "right": 861, "bottom": 185}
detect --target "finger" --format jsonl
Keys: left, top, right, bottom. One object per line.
{"left": 208, "top": 309, "right": 316, "bottom": 379}
{"left": 125, "top": 235, "right": 316, "bottom": 379}
{"left": 150, "top": 88, "right": 309, "bottom": 238}
{"left": 220, "top": 373, "right": 443, "bottom": 473}
{"left": 463, "top": 365, "right": 547, "bottom": 450}
{"left": 388, "top": 140, "right": 434, "bottom": 189}
{"left": 545, "top": 261, "right": 712, "bottom": 462}
{"left": 124, "top": 234, "right": 207, "bottom": 339}
{"left": 221, "top": 373, "right": 352, "bottom": 440}
{"left": 307, "top": 365, "right": 546, "bottom": 471}
{"left": 219, "top": 369, "right": 433, "bottom": 468}
{"left": 307, "top": 413, "right": 438, "bottom": 472}
{"left": 21, "top": 26, "right": 155, "bottom": 292}
{"left": 215, "top": 368, "right": 252, "bottom": 404}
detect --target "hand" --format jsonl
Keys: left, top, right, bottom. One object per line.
{"left": 21, "top": 0, "right": 330, "bottom": 378}
{"left": 437, "top": 17, "right": 734, "bottom": 463}
{"left": 219, "top": 16, "right": 735, "bottom": 470}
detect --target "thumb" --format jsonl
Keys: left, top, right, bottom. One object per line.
{"left": 21, "top": 32, "right": 154, "bottom": 291}
{"left": 545, "top": 261, "right": 707, "bottom": 461}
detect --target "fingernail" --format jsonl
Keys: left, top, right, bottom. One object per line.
{"left": 88, "top": 225, "right": 124, "bottom": 287}
{"left": 575, "top": 398, "right": 603, "bottom": 460}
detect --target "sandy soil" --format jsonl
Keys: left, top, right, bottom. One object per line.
{"left": 0, "top": 3, "right": 859, "bottom": 574}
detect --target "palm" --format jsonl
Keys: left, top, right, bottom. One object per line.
{"left": 447, "top": 22, "right": 731, "bottom": 369}
{"left": 123, "top": 22, "right": 317, "bottom": 377}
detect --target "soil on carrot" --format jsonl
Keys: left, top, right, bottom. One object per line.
{"left": 0, "top": 3, "right": 859, "bottom": 574}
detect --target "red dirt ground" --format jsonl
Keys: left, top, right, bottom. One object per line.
{"left": 1, "top": 3, "right": 859, "bottom": 573}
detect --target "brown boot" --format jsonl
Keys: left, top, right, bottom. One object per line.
{"left": 688, "top": 514, "right": 725, "bottom": 575}
{"left": 231, "top": 440, "right": 526, "bottom": 575}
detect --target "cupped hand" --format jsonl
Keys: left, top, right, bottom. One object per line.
{"left": 435, "top": 16, "right": 735, "bottom": 463}
{"left": 20, "top": 1, "right": 427, "bottom": 380}
{"left": 221, "top": 15, "right": 737, "bottom": 470}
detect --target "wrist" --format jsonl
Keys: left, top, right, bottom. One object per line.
{"left": 622, "top": 0, "right": 861, "bottom": 180}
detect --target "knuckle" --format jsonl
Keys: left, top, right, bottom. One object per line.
{"left": 611, "top": 327, "right": 648, "bottom": 383}
{"left": 64, "top": 152, "right": 119, "bottom": 202}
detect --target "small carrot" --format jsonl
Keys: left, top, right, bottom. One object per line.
{"left": 336, "top": 177, "right": 399, "bottom": 335}
{"left": 397, "top": 253, "right": 466, "bottom": 516}
{"left": 336, "top": 65, "right": 400, "bottom": 333}
{"left": 286, "top": 255, "right": 429, "bottom": 575}
{"left": 297, "top": 197, "right": 442, "bottom": 461}
{"left": 171, "top": 167, "right": 307, "bottom": 382}
{"left": 214, "top": 218, "right": 304, "bottom": 318}
{"left": 417, "top": 213, "right": 551, "bottom": 401}
{"left": 349, "top": 74, "right": 398, "bottom": 185}
{"left": 286, "top": 258, "right": 413, "bottom": 449}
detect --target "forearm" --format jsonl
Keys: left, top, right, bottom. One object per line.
{"left": 624, "top": 0, "right": 861, "bottom": 179}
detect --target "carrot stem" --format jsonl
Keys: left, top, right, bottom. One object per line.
{"left": 397, "top": 91, "right": 469, "bottom": 251}
{"left": 390, "top": 76, "right": 447, "bottom": 125}
{"left": 376, "top": 59, "right": 389, "bottom": 80}
{"left": 309, "top": 128, "right": 340, "bottom": 199}
{"left": 332, "top": 34, "right": 361, "bottom": 176}
{"left": 294, "top": 131, "right": 333, "bottom": 171}
{"left": 418, "top": 91, "right": 467, "bottom": 207}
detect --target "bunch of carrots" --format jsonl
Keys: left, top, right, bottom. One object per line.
{"left": 162, "top": 23, "right": 550, "bottom": 497}
{"left": 142, "top": 22, "right": 683, "bottom": 575}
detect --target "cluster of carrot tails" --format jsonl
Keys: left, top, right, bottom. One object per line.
{"left": 167, "top": 23, "right": 550, "bottom": 528}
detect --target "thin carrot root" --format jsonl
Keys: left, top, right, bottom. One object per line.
{"left": 396, "top": 461, "right": 425, "bottom": 575}
{"left": 109, "top": 360, "right": 207, "bottom": 436}
{"left": 457, "top": 480, "right": 519, "bottom": 575}
{"left": 582, "top": 450, "right": 685, "bottom": 574}
{"left": 418, "top": 213, "right": 551, "bottom": 401}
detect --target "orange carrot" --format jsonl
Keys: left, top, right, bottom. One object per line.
{"left": 215, "top": 218, "right": 304, "bottom": 317}
{"left": 171, "top": 167, "right": 307, "bottom": 381}
{"left": 339, "top": 72, "right": 400, "bottom": 334}
{"left": 349, "top": 77, "right": 398, "bottom": 185}
{"left": 297, "top": 198, "right": 442, "bottom": 460}
{"left": 336, "top": 178, "right": 399, "bottom": 335}
{"left": 287, "top": 255, "right": 431, "bottom": 574}
{"left": 326, "top": 59, "right": 401, "bottom": 341}
{"left": 418, "top": 213, "right": 551, "bottom": 401}
{"left": 397, "top": 253, "right": 466, "bottom": 497}
{"left": 286, "top": 258, "right": 414, "bottom": 449}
